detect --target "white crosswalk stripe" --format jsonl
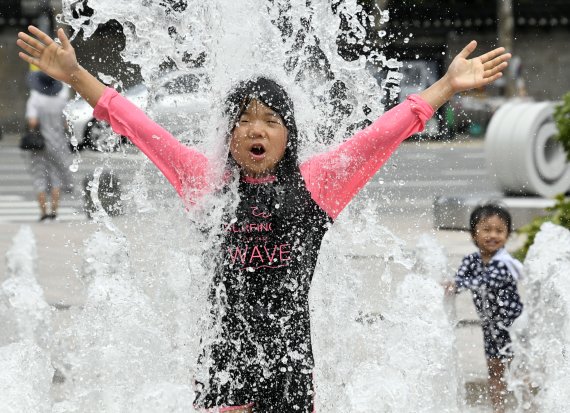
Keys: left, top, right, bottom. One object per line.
{"left": 0, "top": 135, "right": 165, "bottom": 223}
{"left": 1, "top": 139, "right": 88, "bottom": 223}
{"left": 0, "top": 195, "right": 85, "bottom": 223}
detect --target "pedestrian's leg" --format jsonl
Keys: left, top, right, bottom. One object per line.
{"left": 51, "top": 149, "right": 74, "bottom": 193}
{"left": 50, "top": 187, "right": 60, "bottom": 218}
{"left": 488, "top": 357, "right": 507, "bottom": 413}
{"left": 30, "top": 152, "right": 49, "bottom": 220}
{"left": 38, "top": 191, "right": 48, "bottom": 219}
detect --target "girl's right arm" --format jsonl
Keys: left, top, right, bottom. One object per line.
{"left": 17, "top": 26, "right": 210, "bottom": 201}
{"left": 93, "top": 88, "right": 210, "bottom": 198}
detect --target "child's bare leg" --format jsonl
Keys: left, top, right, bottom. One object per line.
{"left": 487, "top": 357, "right": 507, "bottom": 413}
{"left": 226, "top": 408, "right": 252, "bottom": 413}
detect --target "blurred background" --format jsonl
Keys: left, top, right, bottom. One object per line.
{"left": 1, "top": 0, "right": 570, "bottom": 139}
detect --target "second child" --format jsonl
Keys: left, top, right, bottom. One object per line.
{"left": 445, "top": 204, "right": 524, "bottom": 413}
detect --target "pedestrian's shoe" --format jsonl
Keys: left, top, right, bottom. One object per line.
{"left": 39, "top": 214, "right": 50, "bottom": 222}
{"left": 48, "top": 213, "right": 57, "bottom": 220}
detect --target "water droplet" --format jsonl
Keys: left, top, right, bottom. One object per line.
{"left": 69, "top": 159, "right": 79, "bottom": 173}
{"left": 403, "top": 38, "right": 409, "bottom": 44}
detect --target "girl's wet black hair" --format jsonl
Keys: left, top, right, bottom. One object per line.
{"left": 224, "top": 77, "right": 301, "bottom": 186}
{"left": 469, "top": 203, "right": 513, "bottom": 236}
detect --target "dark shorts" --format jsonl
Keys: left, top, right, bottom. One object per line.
{"left": 482, "top": 322, "right": 513, "bottom": 360}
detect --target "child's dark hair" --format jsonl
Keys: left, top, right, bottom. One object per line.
{"left": 224, "top": 77, "right": 300, "bottom": 184}
{"left": 469, "top": 203, "right": 513, "bottom": 236}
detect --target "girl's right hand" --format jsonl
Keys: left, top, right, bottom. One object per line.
{"left": 17, "top": 26, "right": 80, "bottom": 85}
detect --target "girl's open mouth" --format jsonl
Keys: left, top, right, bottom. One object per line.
{"left": 250, "top": 144, "right": 266, "bottom": 158}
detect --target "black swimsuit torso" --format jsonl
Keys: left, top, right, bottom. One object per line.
{"left": 196, "top": 175, "right": 332, "bottom": 412}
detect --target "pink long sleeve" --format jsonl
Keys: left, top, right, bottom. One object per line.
{"left": 300, "top": 94, "right": 434, "bottom": 219}
{"left": 93, "top": 88, "right": 210, "bottom": 202}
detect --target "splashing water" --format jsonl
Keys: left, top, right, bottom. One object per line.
{"left": 0, "top": 340, "right": 53, "bottom": 413}
{"left": 510, "top": 223, "right": 570, "bottom": 411}
{"left": 0, "top": 226, "right": 51, "bottom": 349}
{"left": 0, "top": 227, "right": 53, "bottom": 412}
{"left": 311, "top": 201, "right": 461, "bottom": 411}
{"left": 52, "top": 231, "right": 190, "bottom": 412}
{"left": 69, "top": 158, "right": 80, "bottom": 173}
{"left": 58, "top": 0, "right": 403, "bottom": 154}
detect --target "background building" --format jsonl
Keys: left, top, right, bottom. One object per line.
{"left": 367, "top": 0, "right": 570, "bottom": 101}
{"left": 1, "top": 0, "right": 569, "bottom": 134}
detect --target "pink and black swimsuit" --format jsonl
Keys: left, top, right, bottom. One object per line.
{"left": 94, "top": 87, "right": 434, "bottom": 412}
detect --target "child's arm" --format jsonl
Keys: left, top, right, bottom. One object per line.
{"left": 301, "top": 42, "right": 511, "bottom": 219}
{"left": 300, "top": 95, "right": 433, "bottom": 219}
{"left": 93, "top": 89, "right": 210, "bottom": 198}
{"left": 17, "top": 26, "right": 210, "bottom": 201}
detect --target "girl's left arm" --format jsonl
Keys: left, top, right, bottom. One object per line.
{"left": 300, "top": 94, "right": 433, "bottom": 219}
{"left": 301, "top": 41, "right": 511, "bottom": 219}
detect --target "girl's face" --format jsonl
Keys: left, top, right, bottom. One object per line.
{"left": 230, "top": 99, "right": 288, "bottom": 178}
{"left": 472, "top": 215, "right": 509, "bottom": 259}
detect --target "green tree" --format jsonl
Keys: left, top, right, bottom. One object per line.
{"left": 554, "top": 91, "right": 570, "bottom": 161}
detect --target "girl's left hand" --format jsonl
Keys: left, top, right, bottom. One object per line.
{"left": 445, "top": 41, "right": 511, "bottom": 94}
